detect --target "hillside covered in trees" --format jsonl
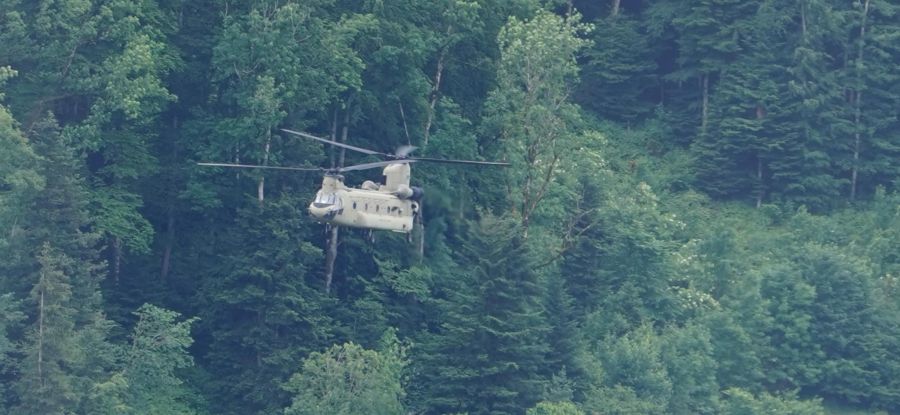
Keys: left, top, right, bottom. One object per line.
{"left": 1, "top": 0, "right": 899, "bottom": 414}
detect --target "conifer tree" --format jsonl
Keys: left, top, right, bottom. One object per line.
{"left": 670, "top": 0, "right": 759, "bottom": 134}
{"left": 690, "top": 1, "right": 786, "bottom": 203}
{"left": 4, "top": 115, "right": 117, "bottom": 414}
{"left": 768, "top": 0, "right": 848, "bottom": 209}
{"left": 841, "top": 0, "right": 900, "bottom": 199}
{"left": 417, "top": 216, "right": 550, "bottom": 414}
{"left": 198, "top": 196, "right": 334, "bottom": 414}
{"left": 0, "top": 293, "right": 23, "bottom": 410}
{"left": 14, "top": 245, "right": 79, "bottom": 414}
{"left": 579, "top": 12, "right": 658, "bottom": 121}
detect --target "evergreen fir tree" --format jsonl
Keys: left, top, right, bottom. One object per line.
{"left": 14, "top": 244, "right": 79, "bottom": 414}
{"left": 417, "top": 215, "right": 551, "bottom": 415}
{"left": 0, "top": 293, "right": 23, "bottom": 410}
{"left": 769, "top": 0, "right": 849, "bottom": 209}
{"left": 690, "top": 1, "right": 788, "bottom": 203}
{"left": 5, "top": 115, "right": 117, "bottom": 414}
{"left": 579, "top": 12, "right": 658, "bottom": 121}
{"left": 197, "top": 195, "right": 335, "bottom": 415}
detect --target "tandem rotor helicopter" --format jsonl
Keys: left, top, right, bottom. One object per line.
{"left": 199, "top": 128, "right": 509, "bottom": 233}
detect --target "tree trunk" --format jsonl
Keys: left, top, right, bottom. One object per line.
{"left": 398, "top": 100, "right": 411, "bottom": 146}
{"left": 37, "top": 277, "right": 44, "bottom": 386}
{"left": 424, "top": 33, "right": 449, "bottom": 146}
{"left": 850, "top": 0, "right": 870, "bottom": 201}
{"left": 323, "top": 101, "right": 351, "bottom": 292}
{"left": 339, "top": 105, "right": 350, "bottom": 167}
{"left": 416, "top": 203, "right": 424, "bottom": 261}
{"left": 611, "top": 0, "right": 621, "bottom": 17}
{"left": 800, "top": 1, "right": 807, "bottom": 37}
{"left": 160, "top": 205, "right": 174, "bottom": 281}
{"left": 258, "top": 129, "right": 271, "bottom": 204}
{"left": 160, "top": 115, "right": 178, "bottom": 282}
{"left": 756, "top": 157, "right": 764, "bottom": 208}
{"left": 851, "top": 91, "right": 861, "bottom": 201}
{"left": 701, "top": 74, "right": 709, "bottom": 134}
{"left": 324, "top": 226, "right": 339, "bottom": 293}
{"left": 112, "top": 237, "right": 121, "bottom": 284}
{"left": 330, "top": 106, "right": 338, "bottom": 168}
{"left": 756, "top": 105, "right": 765, "bottom": 208}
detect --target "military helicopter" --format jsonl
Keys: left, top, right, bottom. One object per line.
{"left": 199, "top": 129, "right": 508, "bottom": 233}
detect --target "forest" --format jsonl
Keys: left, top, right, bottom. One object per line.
{"left": 0, "top": 0, "right": 899, "bottom": 414}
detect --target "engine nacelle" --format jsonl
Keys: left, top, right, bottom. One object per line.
{"left": 410, "top": 186, "right": 424, "bottom": 201}
{"left": 393, "top": 185, "right": 424, "bottom": 200}
{"left": 361, "top": 180, "right": 379, "bottom": 191}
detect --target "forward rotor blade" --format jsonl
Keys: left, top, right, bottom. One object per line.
{"left": 197, "top": 162, "right": 323, "bottom": 172}
{"left": 338, "top": 159, "right": 416, "bottom": 172}
{"left": 280, "top": 129, "right": 389, "bottom": 157}
{"left": 409, "top": 157, "right": 510, "bottom": 167}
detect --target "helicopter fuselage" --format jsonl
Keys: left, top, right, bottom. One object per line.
{"left": 308, "top": 164, "right": 419, "bottom": 233}
{"left": 200, "top": 129, "right": 506, "bottom": 234}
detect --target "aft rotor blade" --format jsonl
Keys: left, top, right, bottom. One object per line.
{"left": 197, "top": 162, "right": 322, "bottom": 172}
{"left": 409, "top": 157, "right": 510, "bottom": 167}
{"left": 395, "top": 145, "right": 417, "bottom": 157}
{"left": 339, "top": 160, "right": 416, "bottom": 172}
{"left": 280, "top": 129, "right": 389, "bottom": 157}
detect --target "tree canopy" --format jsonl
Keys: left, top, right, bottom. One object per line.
{"left": 0, "top": 0, "right": 898, "bottom": 414}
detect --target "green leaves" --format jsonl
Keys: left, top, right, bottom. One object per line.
{"left": 121, "top": 304, "right": 198, "bottom": 415}
{"left": 3, "top": 1, "right": 900, "bottom": 414}
{"left": 283, "top": 332, "right": 408, "bottom": 415}
{"left": 485, "top": 10, "right": 591, "bottom": 232}
{"left": 527, "top": 400, "right": 585, "bottom": 415}
{"left": 0, "top": 74, "right": 43, "bottom": 208}
{"left": 91, "top": 186, "right": 154, "bottom": 254}
{"left": 722, "top": 388, "right": 823, "bottom": 415}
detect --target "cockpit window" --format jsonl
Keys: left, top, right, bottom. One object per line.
{"left": 313, "top": 192, "right": 340, "bottom": 207}
{"left": 314, "top": 192, "right": 336, "bottom": 205}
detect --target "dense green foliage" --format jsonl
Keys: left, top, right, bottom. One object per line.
{"left": 1, "top": 0, "right": 898, "bottom": 414}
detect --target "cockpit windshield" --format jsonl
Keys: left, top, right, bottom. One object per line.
{"left": 313, "top": 192, "right": 340, "bottom": 207}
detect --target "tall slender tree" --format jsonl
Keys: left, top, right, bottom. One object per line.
{"left": 483, "top": 10, "right": 591, "bottom": 236}
{"left": 417, "top": 216, "right": 550, "bottom": 414}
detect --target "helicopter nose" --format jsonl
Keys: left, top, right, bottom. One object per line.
{"left": 308, "top": 203, "right": 329, "bottom": 219}
{"left": 309, "top": 203, "right": 341, "bottom": 220}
